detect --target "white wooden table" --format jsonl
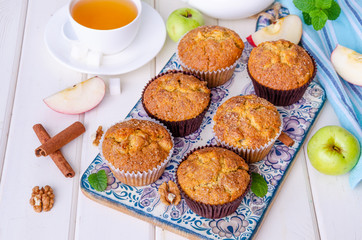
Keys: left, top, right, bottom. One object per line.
{"left": 0, "top": 0, "right": 361, "bottom": 239}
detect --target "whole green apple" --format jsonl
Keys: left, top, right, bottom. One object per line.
{"left": 307, "top": 125, "right": 360, "bottom": 175}
{"left": 166, "top": 8, "right": 204, "bottom": 42}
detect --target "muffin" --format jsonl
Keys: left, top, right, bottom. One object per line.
{"left": 247, "top": 40, "right": 316, "bottom": 106}
{"left": 176, "top": 146, "right": 251, "bottom": 219}
{"left": 177, "top": 25, "right": 244, "bottom": 88}
{"left": 101, "top": 119, "right": 173, "bottom": 186}
{"left": 142, "top": 70, "right": 211, "bottom": 137}
{"left": 213, "top": 95, "right": 282, "bottom": 163}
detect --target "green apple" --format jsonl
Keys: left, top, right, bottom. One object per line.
{"left": 307, "top": 125, "right": 360, "bottom": 175}
{"left": 166, "top": 8, "right": 204, "bottom": 42}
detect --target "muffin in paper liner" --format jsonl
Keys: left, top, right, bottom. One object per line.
{"left": 175, "top": 145, "right": 251, "bottom": 219}
{"left": 176, "top": 52, "right": 240, "bottom": 88}
{"left": 247, "top": 50, "right": 317, "bottom": 106}
{"left": 142, "top": 70, "right": 211, "bottom": 137}
{"left": 211, "top": 96, "right": 283, "bottom": 163}
{"left": 99, "top": 117, "right": 174, "bottom": 187}
{"left": 176, "top": 26, "right": 244, "bottom": 88}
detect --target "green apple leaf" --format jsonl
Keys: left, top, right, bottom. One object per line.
{"left": 310, "top": 9, "right": 328, "bottom": 30}
{"left": 251, "top": 172, "right": 268, "bottom": 197}
{"left": 315, "top": 0, "right": 332, "bottom": 9}
{"left": 323, "top": 0, "right": 341, "bottom": 20}
{"left": 293, "top": 0, "right": 316, "bottom": 13}
{"left": 303, "top": 12, "right": 312, "bottom": 25}
{"left": 88, "top": 170, "right": 108, "bottom": 192}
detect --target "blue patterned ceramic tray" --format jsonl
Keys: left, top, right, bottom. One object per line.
{"left": 81, "top": 40, "right": 326, "bottom": 239}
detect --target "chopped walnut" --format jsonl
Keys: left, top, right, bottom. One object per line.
{"left": 158, "top": 180, "right": 181, "bottom": 206}
{"left": 92, "top": 126, "right": 103, "bottom": 146}
{"left": 29, "top": 185, "right": 54, "bottom": 213}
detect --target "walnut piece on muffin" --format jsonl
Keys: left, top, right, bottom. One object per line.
{"left": 143, "top": 71, "right": 210, "bottom": 122}
{"left": 177, "top": 25, "right": 244, "bottom": 72}
{"left": 248, "top": 39, "right": 314, "bottom": 90}
{"left": 101, "top": 119, "right": 173, "bottom": 173}
{"left": 213, "top": 95, "right": 281, "bottom": 149}
{"left": 177, "top": 147, "right": 250, "bottom": 205}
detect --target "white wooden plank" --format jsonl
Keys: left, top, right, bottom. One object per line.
{"left": 75, "top": 69, "right": 157, "bottom": 240}
{"left": 0, "top": 0, "right": 27, "bottom": 179}
{"left": 255, "top": 152, "right": 319, "bottom": 240}
{"left": 304, "top": 101, "right": 362, "bottom": 240}
{"left": 0, "top": 0, "right": 84, "bottom": 239}
{"left": 75, "top": 1, "right": 157, "bottom": 239}
{"left": 156, "top": 227, "right": 188, "bottom": 240}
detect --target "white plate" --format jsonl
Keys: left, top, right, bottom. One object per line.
{"left": 44, "top": 2, "right": 166, "bottom": 75}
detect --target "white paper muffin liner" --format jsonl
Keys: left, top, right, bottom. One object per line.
{"left": 176, "top": 33, "right": 240, "bottom": 88}
{"left": 99, "top": 117, "right": 174, "bottom": 186}
{"left": 212, "top": 114, "right": 283, "bottom": 163}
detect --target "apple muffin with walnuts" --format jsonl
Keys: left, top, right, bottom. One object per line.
{"left": 142, "top": 70, "right": 210, "bottom": 137}
{"left": 247, "top": 39, "right": 315, "bottom": 106}
{"left": 177, "top": 25, "right": 244, "bottom": 87}
{"left": 176, "top": 146, "right": 250, "bottom": 218}
{"left": 213, "top": 94, "right": 282, "bottom": 163}
{"left": 101, "top": 119, "right": 173, "bottom": 186}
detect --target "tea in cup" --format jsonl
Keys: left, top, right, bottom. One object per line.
{"left": 67, "top": 0, "right": 142, "bottom": 55}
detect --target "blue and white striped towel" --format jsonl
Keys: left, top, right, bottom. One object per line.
{"left": 279, "top": 0, "right": 362, "bottom": 188}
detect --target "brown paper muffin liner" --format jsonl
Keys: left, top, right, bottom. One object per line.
{"left": 175, "top": 145, "right": 251, "bottom": 219}
{"left": 176, "top": 49, "right": 240, "bottom": 88}
{"left": 212, "top": 115, "right": 283, "bottom": 163}
{"left": 247, "top": 52, "right": 317, "bottom": 106}
{"left": 99, "top": 117, "right": 174, "bottom": 187}
{"left": 142, "top": 70, "right": 211, "bottom": 137}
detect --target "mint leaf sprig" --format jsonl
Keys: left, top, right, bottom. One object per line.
{"left": 88, "top": 169, "right": 108, "bottom": 192}
{"left": 251, "top": 172, "right": 268, "bottom": 197}
{"left": 293, "top": 0, "right": 341, "bottom": 31}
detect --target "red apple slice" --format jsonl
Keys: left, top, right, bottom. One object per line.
{"left": 331, "top": 45, "right": 362, "bottom": 86}
{"left": 44, "top": 77, "right": 105, "bottom": 114}
{"left": 247, "top": 15, "right": 302, "bottom": 47}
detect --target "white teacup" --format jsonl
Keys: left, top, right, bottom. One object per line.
{"left": 66, "top": 0, "right": 142, "bottom": 55}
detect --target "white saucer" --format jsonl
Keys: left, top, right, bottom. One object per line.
{"left": 44, "top": 2, "right": 166, "bottom": 75}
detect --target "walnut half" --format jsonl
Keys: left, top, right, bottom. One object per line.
{"left": 158, "top": 181, "right": 181, "bottom": 206}
{"left": 29, "top": 185, "right": 54, "bottom": 213}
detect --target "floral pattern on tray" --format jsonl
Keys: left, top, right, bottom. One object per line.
{"left": 81, "top": 41, "right": 326, "bottom": 239}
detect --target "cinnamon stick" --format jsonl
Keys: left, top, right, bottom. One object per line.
{"left": 33, "top": 124, "right": 75, "bottom": 178}
{"left": 35, "top": 121, "right": 85, "bottom": 157}
{"left": 278, "top": 132, "right": 295, "bottom": 147}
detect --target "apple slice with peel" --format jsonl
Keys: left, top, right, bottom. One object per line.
{"left": 331, "top": 45, "right": 362, "bottom": 86}
{"left": 44, "top": 77, "right": 105, "bottom": 114}
{"left": 247, "top": 15, "right": 302, "bottom": 47}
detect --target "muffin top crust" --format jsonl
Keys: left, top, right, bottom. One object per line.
{"left": 143, "top": 72, "right": 210, "bottom": 121}
{"left": 248, "top": 40, "right": 314, "bottom": 90}
{"left": 177, "top": 25, "right": 244, "bottom": 72}
{"left": 102, "top": 119, "right": 173, "bottom": 172}
{"left": 177, "top": 147, "right": 250, "bottom": 205}
{"left": 213, "top": 95, "right": 281, "bottom": 149}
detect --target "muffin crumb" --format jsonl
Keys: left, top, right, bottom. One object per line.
{"left": 92, "top": 126, "right": 103, "bottom": 146}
